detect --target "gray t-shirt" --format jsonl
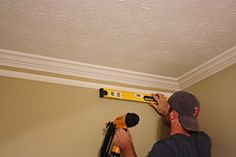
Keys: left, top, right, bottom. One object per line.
{"left": 147, "top": 131, "right": 211, "bottom": 157}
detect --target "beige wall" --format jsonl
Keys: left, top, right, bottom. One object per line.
{"left": 0, "top": 76, "right": 169, "bottom": 157}
{"left": 2, "top": 64, "right": 234, "bottom": 157}
{"left": 185, "top": 64, "right": 236, "bottom": 157}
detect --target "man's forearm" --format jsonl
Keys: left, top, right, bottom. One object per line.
{"left": 121, "top": 144, "right": 137, "bottom": 157}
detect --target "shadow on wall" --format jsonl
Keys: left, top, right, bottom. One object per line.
{"left": 157, "top": 118, "right": 170, "bottom": 140}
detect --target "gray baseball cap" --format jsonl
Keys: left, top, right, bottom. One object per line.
{"left": 167, "top": 91, "right": 200, "bottom": 131}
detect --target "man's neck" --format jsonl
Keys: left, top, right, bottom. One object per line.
{"left": 170, "top": 122, "right": 191, "bottom": 136}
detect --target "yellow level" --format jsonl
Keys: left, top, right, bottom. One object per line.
{"left": 99, "top": 88, "right": 169, "bottom": 103}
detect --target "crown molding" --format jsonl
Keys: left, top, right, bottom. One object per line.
{"left": 178, "top": 46, "right": 236, "bottom": 89}
{"left": 0, "top": 49, "right": 179, "bottom": 91}
{"left": 1, "top": 46, "right": 235, "bottom": 91}
{"left": 0, "top": 69, "right": 173, "bottom": 97}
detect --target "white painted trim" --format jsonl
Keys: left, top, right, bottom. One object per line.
{"left": 0, "top": 69, "right": 173, "bottom": 97}
{"left": 0, "top": 49, "right": 179, "bottom": 91}
{"left": 178, "top": 46, "right": 236, "bottom": 89}
{"left": 1, "top": 46, "right": 236, "bottom": 91}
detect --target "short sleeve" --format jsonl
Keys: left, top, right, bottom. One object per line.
{"left": 200, "top": 131, "right": 212, "bottom": 148}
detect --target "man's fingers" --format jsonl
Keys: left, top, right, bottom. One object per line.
{"left": 156, "top": 93, "right": 165, "bottom": 99}
{"left": 151, "top": 94, "right": 160, "bottom": 103}
{"left": 115, "top": 128, "right": 130, "bottom": 137}
{"left": 153, "top": 93, "right": 166, "bottom": 102}
{"left": 114, "top": 129, "right": 124, "bottom": 143}
{"left": 149, "top": 101, "right": 160, "bottom": 110}
{"left": 149, "top": 101, "right": 156, "bottom": 107}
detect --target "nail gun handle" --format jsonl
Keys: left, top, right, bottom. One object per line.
{"left": 111, "top": 145, "right": 121, "bottom": 157}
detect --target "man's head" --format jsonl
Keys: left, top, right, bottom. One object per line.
{"left": 167, "top": 91, "right": 200, "bottom": 132}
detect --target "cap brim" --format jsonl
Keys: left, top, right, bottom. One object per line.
{"left": 179, "top": 115, "right": 200, "bottom": 132}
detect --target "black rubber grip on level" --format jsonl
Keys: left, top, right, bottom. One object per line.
{"left": 143, "top": 96, "right": 157, "bottom": 102}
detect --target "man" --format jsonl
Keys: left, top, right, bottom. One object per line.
{"left": 113, "top": 91, "right": 211, "bottom": 157}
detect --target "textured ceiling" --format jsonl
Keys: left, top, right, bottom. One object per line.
{"left": 0, "top": 0, "right": 236, "bottom": 77}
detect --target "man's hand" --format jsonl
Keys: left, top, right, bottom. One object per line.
{"left": 149, "top": 93, "right": 170, "bottom": 122}
{"left": 113, "top": 128, "right": 137, "bottom": 157}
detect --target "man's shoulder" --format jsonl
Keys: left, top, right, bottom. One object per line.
{"left": 147, "top": 139, "right": 175, "bottom": 157}
{"left": 148, "top": 131, "right": 211, "bottom": 156}
{"left": 196, "top": 131, "right": 211, "bottom": 140}
{"left": 192, "top": 131, "right": 212, "bottom": 148}
{"left": 167, "top": 131, "right": 212, "bottom": 153}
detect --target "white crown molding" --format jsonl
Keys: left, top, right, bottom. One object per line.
{"left": 1, "top": 46, "right": 236, "bottom": 91}
{"left": 0, "top": 49, "right": 179, "bottom": 91}
{"left": 178, "top": 46, "right": 236, "bottom": 89}
{"left": 0, "top": 69, "right": 173, "bottom": 97}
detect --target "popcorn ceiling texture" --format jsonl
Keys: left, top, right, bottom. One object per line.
{"left": 0, "top": 0, "right": 236, "bottom": 77}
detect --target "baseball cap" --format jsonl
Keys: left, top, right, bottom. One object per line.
{"left": 167, "top": 91, "right": 200, "bottom": 131}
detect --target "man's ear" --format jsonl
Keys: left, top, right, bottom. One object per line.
{"left": 169, "top": 110, "right": 178, "bottom": 121}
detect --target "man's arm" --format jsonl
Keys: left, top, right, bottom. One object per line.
{"left": 113, "top": 128, "right": 137, "bottom": 157}
{"left": 113, "top": 93, "right": 170, "bottom": 157}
